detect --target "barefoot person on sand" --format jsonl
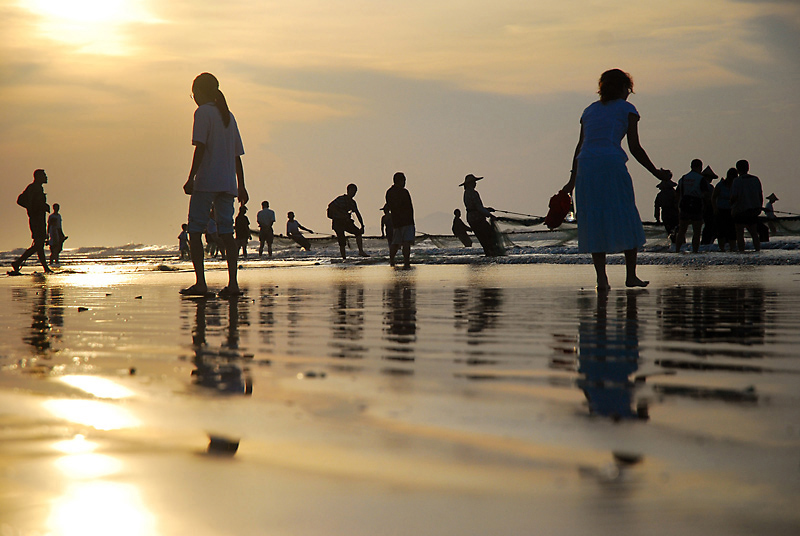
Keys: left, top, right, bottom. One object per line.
{"left": 182, "top": 72, "right": 248, "bottom": 298}
{"left": 562, "top": 69, "right": 672, "bottom": 290}
{"left": 9, "top": 169, "right": 54, "bottom": 275}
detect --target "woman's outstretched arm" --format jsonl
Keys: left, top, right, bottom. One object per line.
{"left": 626, "top": 113, "right": 671, "bottom": 180}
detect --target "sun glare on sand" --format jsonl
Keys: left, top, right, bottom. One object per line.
{"left": 25, "top": 0, "right": 158, "bottom": 54}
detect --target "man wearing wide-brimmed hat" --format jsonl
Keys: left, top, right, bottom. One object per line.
{"left": 461, "top": 174, "right": 502, "bottom": 256}
{"left": 765, "top": 192, "right": 779, "bottom": 233}
{"left": 654, "top": 176, "right": 679, "bottom": 244}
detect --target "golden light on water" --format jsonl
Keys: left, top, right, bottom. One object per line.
{"left": 60, "top": 375, "right": 135, "bottom": 399}
{"left": 43, "top": 399, "right": 139, "bottom": 430}
{"left": 48, "top": 481, "right": 156, "bottom": 536}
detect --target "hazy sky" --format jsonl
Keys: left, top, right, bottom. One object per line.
{"left": 1, "top": 0, "right": 798, "bottom": 250}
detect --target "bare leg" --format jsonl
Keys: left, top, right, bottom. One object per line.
{"left": 591, "top": 252, "right": 610, "bottom": 291}
{"left": 189, "top": 232, "right": 207, "bottom": 291}
{"left": 356, "top": 234, "right": 368, "bottom": 256}
{"left": 259, "top": 239, "right": 264, "bottom": 257}
{"left": 402, "top": 243, "right": 411, "bottom": 268}
{"left": 675, "top": 221, "right": 689, "bottom": 252}
{"left": 389, "top": 244, "right": 398, "bottom": 266}
{"left": 736, "top": 224, "right": 746, "bottom": 252}
{"left": 624, "top": 248, "right": 648, "bottom": 287}
{"left": 220, "top": 233, "right": 239, "bottom": 292}
{"left": 747, "top": 224, "right": 761, "bottom": 251}
{"left": 691, "top": 221, "right": 702, "bottom": 253}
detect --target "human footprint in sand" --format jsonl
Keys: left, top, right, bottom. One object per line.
{"left": 562, "top": 69, "right": 672, "bottom": 290}
{"left": 182, "top": 72, "right": 248, "bottom": 298}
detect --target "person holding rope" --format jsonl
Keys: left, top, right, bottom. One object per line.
{"left": 461, "top": 174, "right": 503, "bottom": 256}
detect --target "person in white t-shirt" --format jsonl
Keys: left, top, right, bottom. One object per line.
{"left": 257, "top": 200, "right": 276, "bottom": 257}
{"left": 286, "top": 211, "right": 313, "bottom": 251}
{"left": 181, "top": 72, "right": 248, "bottom": 298}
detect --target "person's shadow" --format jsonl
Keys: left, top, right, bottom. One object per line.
{"left": 576, "top": 291, "right": 648, "bottom": 421}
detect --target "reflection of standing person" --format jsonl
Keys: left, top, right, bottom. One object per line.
{"left": 9, "top": 169, "right": 53, "bottom": 275}
{"left": 452, "top": 208, "right": 472, "bottom": 247}
{"left": 730, "top": 159, "right": 763, "bottom": 252}
{"left": 182, "top": 72, "right": 248, "bottom": 297}
{"left": 327, "top": 183, "right": 368, "bottom": 260}
{"left": 577, "top": 290, "right": 647, "bottom": 420}
{"left": 712, "top": 168, "right": 737, "bottom": 252}
{"left": 47, "top": 203, "right": 66, "bottom": 265}
{"left": 257, "top": 200, "right": 276, "bottom": 257}
{"left": 561, "top": 69, "right": 671, "bottom": 290}
{"left": 286, "top": 211, "right": 313, "bottom": 250}
{"left": 653, "top": 178, "right": 678, "bottom": 243}
{"left": 385, "top": 172, "right": 415, "bottom": 268}
{"left": 461, "top": 174, "right": 501, "bottom": 256}
{"left": 235, "top": 205, "right": 251, "bottom": 258}
{"left": 675, "top": 159, "right": 711, "bottom": 253}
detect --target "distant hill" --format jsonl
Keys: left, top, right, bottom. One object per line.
{"left": 416, "top": 211, "right": 452, "bottom": 235}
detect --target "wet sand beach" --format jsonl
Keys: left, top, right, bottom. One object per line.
{"left": 1, "top": 263, "right": 799, "bottom": 535}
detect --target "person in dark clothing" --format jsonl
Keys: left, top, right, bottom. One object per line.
{"left": 700, "top": 166, "right": 718, "bottom": 245}
{"left": 712, "top": 167, "right": 737, "bottom": 252}
{"left": 461, "top": 174, "right": 502, "bottom": 256}
{"left": 380, "top": 204, "right": 393, "bottom": 248}
{"left": 653, "top": 178, "right": 679, "bottom": 244}
{"left": 9, "top": 169, "right": 53, "bottom": 275}
{"left": 452, "top": 208, "right": 472, "bottom": 247}
{"left": 327, "top": 183, "right": 368, "bottom": 260}
{"left": 235, "top": 205, "right": 251, "bottom": 258}
{"left": 385, "top": 172, "right": 415, "bottom": 268}
{"left": 675, "top": 159, "right": 712, "bottom": 253}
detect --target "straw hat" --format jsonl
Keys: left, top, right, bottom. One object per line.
{"left": 701, "top": 165, "right": 718, "bottom": 180}
{"left": 767, "top": 193, "right": 779, "bottom": 202}
{"left": 459, "top": 174, "right": 483, "bottom": 187}
{"left": 657, "top": 178, "right": 677, "bottom": 189}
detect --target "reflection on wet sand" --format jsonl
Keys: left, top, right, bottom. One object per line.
{"left": 329, "top": 283, "right": 367, "bottom": 360}
{"left": 658, "top": 285, "right": 768, "bottom": 346}
{"left": 380, "top": 276, "right": 418, "bottom": 378}
{"left": 576, "top": 291, "right": 648, "bottom": 421}
{"left": 185, "top": 296, "right": 252, "bottom": 396}
{"left": 653, "top": 285, "right": 770, "bottom": 404}
{"left": 454, "top": 287, "right": 504, "bottom": 342}
{"left": 14, "top": 281, "right": 64, "bottom": 356}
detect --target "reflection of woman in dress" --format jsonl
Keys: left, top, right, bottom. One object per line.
{"left": 562, "top": 69, "right": 672, "bottom": 290}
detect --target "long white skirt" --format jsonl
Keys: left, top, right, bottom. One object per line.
{"left": 575, "top": 156, "right": 646, "bottom": 254}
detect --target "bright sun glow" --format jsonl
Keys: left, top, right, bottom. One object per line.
{"left": 29, "top": 0, "right": 132, "bottom": 23}
{"left": 23, "top": 0, "right": 159, "bottom": 55}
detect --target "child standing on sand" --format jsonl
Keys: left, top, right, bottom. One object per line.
{"left": 178, "top": 224, "right": 190, "bottom": 260}
{"left": 181, "top": 73, "right": 248, "bottom": 297}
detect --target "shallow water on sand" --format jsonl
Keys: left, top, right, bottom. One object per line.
{"left": 1, "top": 264, "right": 799, "bottom": 535}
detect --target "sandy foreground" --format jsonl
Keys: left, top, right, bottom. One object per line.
{"left": 1, "top": 263, "right": 799, "bottom": 535}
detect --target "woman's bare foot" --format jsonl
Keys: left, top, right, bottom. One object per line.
{"left": 626, "top": 277, "right": 649, "bottom": 288}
